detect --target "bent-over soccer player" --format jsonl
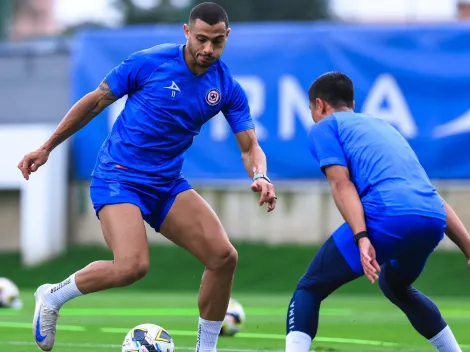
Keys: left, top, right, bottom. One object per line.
{"left": 286, "top": 72, "right": 469, "bottom": 352}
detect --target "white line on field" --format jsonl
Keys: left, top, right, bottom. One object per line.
{"left": 0, "top": 321, "right": 398, "bottom": 347}
{"left": 3, "top": 341, "right": 288, "bottom": 352}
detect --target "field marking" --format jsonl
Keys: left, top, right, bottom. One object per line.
{"left": 2, "top": 307, "right": 470, "bottom": 318}
{"left": 0, "top": 321, "right": 398, "bottom": 348}
{"left": 3, "top": 341, "right": 286, "bottom": 352}
{"left": 0, "top": 321, "right": 86, "bottom": 331}
{"left": 14, "top": 307, "right": 348, "bottom": 317}
{"left": 101, "top": 327, "right": 397, "bottom": 346}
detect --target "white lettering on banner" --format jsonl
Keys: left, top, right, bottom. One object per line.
{"left": 278, "top": 75, "right": 312, "bottom": 140}
{"left": 106, "top": 75, "right": 426, "bottom": 142}
{"left": 210, "top": 76, "right": 268, "bottom": 141}
{"left": 108, "top": 95, "right": 127, "bottom": 130}
{"left": 361, "top": 74, "right": 417, "bottom": 138}
{"left": 433, "top": 109, "right": 470, "bottom": 138}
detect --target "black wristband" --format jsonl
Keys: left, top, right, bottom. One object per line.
{"left": 353, "top": 231, "right": 368, "bottom": 246}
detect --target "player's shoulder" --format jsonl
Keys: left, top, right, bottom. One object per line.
{"left": 210, "top": 59, "right": 244, "bottom": 103}
{"left": 214, "top": 57, "right": 232, "bottom": 75}
{"left": 331, "top": 111, "right": 373, "bottom": 132}
{"left": 310, "top": 114, "right": 338, "bottom": 134}
{"left": 331, "top": 111, "right": 357, "bottom": 123}
{"left": 213, "top": 58, "right": 237, "bottom": 86}
{"left": 129, "top": 43, "right": 181, "bottom": 66}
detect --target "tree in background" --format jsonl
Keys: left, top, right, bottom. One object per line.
{"left": 113, "top": 0, "right": 186, "bottom": 25}
{"left": 113, "top": 0, "right": 329, "bottom": 25}
{"left": 205, "top": 0, "right": 329, "bottom": 22}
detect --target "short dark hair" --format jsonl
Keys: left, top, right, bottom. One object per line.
{"left": 308, "top": 72, "right": 354, "bottom": 109}
{"left": 189, "top": 2, "right": 229, "bottom": 28}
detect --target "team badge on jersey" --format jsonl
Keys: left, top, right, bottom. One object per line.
{"left": 206, "top": 89, "right": 221, "bottom": 106}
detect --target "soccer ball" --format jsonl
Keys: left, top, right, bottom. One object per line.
{"left": 122, "top": 324, "right": 174, "bottom": 352}
{"left": 0, "top": 278, "right": 22, "bottom": 309}
{"left": 220, "top": 298, "right": 246, "bottom": 336}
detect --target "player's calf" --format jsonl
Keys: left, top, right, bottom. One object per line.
{"left": 379, "top": 265, "right": 461, "bottom": 351}
{"left": 195, "top": 246, "right": 237, "bottom": 352}
{"left": 198, "top": 245, "right": 238, "bottom": 318}
{"left": 286, "top": 236, "right": 358, "bottom": 352}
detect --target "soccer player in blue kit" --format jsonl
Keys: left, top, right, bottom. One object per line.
{"left": 285, "top": 72, "right": 470, "bottom": 352}
{"left": 17, "top": 3, "right": 277, "bottom": 351}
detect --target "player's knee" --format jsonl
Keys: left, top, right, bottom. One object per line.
{"left": 379, "top": 270, "right": 409, "bottom": 302}
{"left": 297, "top": 276, "right": 331, "bottom": 301}
{"left": 205, "top": 245, "right": 238, "bottom": 273}
{"left": 114, "top": 258, "right": 149, "bottom": 286}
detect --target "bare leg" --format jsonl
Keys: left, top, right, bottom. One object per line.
{"left": 75, "top": 203, "right": 150, "bottom": 293}
{"left": 160, "top": 189, "right": 238, "bottom": 351}
{"left": 45, "top": 203, "right": 149, "bottom": 307}
{"left": 33, "top": 203, "right": 149, "bottom": 352}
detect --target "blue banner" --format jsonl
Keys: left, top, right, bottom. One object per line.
{"left": 71, "top": 23, "right": 470, "bottom": 181}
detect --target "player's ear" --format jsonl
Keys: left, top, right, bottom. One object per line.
{"left": 315, "top": 98, "right": 323, "bottom": 113}
{"left": 226, "top": 27, "right": 231, "bottom": 38}
{"left": 183, "top": 24, "right": 190, "bottom": 40}
{"left": 352, "top": 100, "right": 356, "bottom": 110}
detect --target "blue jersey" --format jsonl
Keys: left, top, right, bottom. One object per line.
{"left": 92, "top": 44, "right": 254, "bottom": 185}
{"left": 308, "top": 111, "right": 446, "bottom": 220}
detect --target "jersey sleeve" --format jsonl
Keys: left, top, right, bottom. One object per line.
{"left": 308, "top": 117, "right": 348, "bottom": 172}
{"left": 222, "top": 79, "right": 255, "bottom": 134}
{"left": 104, "top": 51, "right": 154, "bottom": 99}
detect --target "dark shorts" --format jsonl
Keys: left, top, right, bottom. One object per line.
{"left": 334, "top": 214, "right": 446, "bottom": 278}
{"left": 297, "top": 214, "right": 446, "bottom": 295}
{"left": 89, "top": 176, "right": 193, "bottom": 232}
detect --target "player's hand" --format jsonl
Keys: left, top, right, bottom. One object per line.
{"left": 358, "top": 237, "right": 381, "bottom": 284}
{"left": 250, "top": 178, "right": 277, "bottom": 212}
{"left": 17, "top": 148, "right": 50, "bottom": 180}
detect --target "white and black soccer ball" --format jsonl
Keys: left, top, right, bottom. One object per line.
{"left": 122, "top": 324, "right": 175, "bottom": 352}
{"left": 220, "top": 298, "right": 246, "bottom": 336}
{"left": 0, "top": 277, "right": 22, "bottom": 309}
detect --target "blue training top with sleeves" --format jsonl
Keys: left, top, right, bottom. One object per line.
{"left": 307, "top": 111, "right": 446, "bottom": 220}
{"left": 92, "top": 43, "right": 255, "bottom": 185}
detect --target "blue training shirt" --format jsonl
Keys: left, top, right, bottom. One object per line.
{"left": 92, "top": 44, "right": 255, "bottom": 185}
{"left": 308, "top": 111, "right": 446, "bottom": 220}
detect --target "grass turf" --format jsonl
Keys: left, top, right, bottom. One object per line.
{"left": 1, "top": 290, "right": 469, "bottom": 352}
{"left": 1, "top": 243, "right": 470, "bottom": 295}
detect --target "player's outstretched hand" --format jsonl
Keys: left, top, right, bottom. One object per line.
{"left": 358, "top": 237, "right": 381, "bottom": 284}
{"left": 250, "top": 178, "right": 277, "bottom": 212}
{"left": 17, "top": 148, "right": 50, "bottom": 180}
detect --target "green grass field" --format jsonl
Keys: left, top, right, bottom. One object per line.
{"left": 1, "top": 290, "right": 469, "bottom": 352}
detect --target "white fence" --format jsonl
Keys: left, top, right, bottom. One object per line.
{"left": 0, "top": 124, "right": 68, "bottom": 266}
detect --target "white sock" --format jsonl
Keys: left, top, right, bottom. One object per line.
{"left": 44, "top": 273, "right": 83, "bottom": 309}
{"left": 429, "top": 326, "right": 461, "bottom": 352}
{"left": 195, "top": 317, "right": 223, "bottom": 352}
{"left": 286, "top": 331, "right": 312, "bottom": 352}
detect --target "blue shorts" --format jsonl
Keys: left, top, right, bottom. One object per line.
{"left": 334, "top": 214, "right": 446, "bottom": 278}
{"left": 295, "top": 214, "right": 446, "bottom": 300}
{"left": 90, "top": 176, "right": 193, "bottom": 232}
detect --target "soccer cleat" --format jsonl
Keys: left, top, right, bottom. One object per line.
{"left": 32, "top": 284, "right": 60, "bottom": 351}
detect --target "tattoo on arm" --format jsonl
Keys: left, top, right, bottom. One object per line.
{"left": 97, "top": 79, "right": 118, "bottom": 102}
